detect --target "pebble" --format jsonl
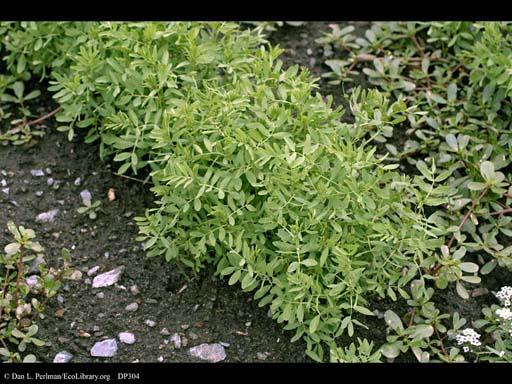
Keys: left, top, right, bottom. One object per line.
{"left": 92, "top": 266, "right": 124, "bottom": 288}
{"left": 472, "top": 287, "right": 489, "bottom": 297}
{"left": 84, "top": 278, "right": 91, "bottom": 285}
{"left": 256, "top": 352, "right": 271, "bottom": 361}
{"left": 57, "top": 294, "right": 64, "bottom": 304}
{"left": 69, "top": 270, "right": 82, "bottom": 280}
{"left": 158, "top": 356, "right": 164, "bottom": 362}
{"left": 189, "top": 332, "right": 199, "bottom": 340}
{"left": 160, "top": 328, "right": 170, "bottom": 336}
{"left": 125, "top": 302, "right": 139, "bottom": 312}
{"left": 130, "top": 285, "right": 139, "bottom": 295}
{"left": 170, "top": 333, "right": 181, "bottom": 349}
{"left": 35, "top": 191, "right": 43, "bottom": 197}
{"left": 90, "top": 339, "right": 118, "bottom": 357}
{"left": 119, "top": 332, "right": 136, "bottom": 345}
{"left": 219, "top": 342, "right": 230, "bottom": 347}
{"left": 80, "top": 189, "right": 92, "bottom": 206}
{"left": 45, "top": 168, "right": 52, "bottom": 175}
{"left": 193, "top": 304, "right": 200, "bottom": 312}
{"left": 53, "top": 351, "right": 73, "bottom": 363}
{"left": 31, "top": 169, "right": 45, "bottom": 177}
{"left": 35, "top": 208, "right": 59, "bottom": 223}
{"left": 25, "top": 275, "right": 39, "bottom": 290}
{"left": 47, "top": 178, "right": 54, "bottom": 186}
{"left": 188, "top": 343, "right": 226, "bottom": 363}
{"left": 87, "top": 266, "right": 100, "bottom": 276}
{"left": 96, "top": 292, "right": 105, "bottom": 299}
{"left": 1, "top": 187, "right": 8, "bottom": 195}
{"left": 74, "top": 177, "right": 81, "bottom": 186}
{"left": 0, "top": 179, "right": 6, "bottom": 187}
{"left": 145, "top": 320, "right": 156, "bottom": 328}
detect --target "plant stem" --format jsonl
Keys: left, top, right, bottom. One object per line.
{"left": 16, "top": 106, "right": 61, "bottom": 128}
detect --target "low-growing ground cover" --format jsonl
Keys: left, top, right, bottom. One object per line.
{"left": 0, "top": 21, "right": 511, "bottom": 363}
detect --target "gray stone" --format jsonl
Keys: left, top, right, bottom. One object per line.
{"left": 47, "top": 178, "right": 54, "bottom": 186}
{"left": 90, "top": 339, "right": 118, "bottom": 357}
{"left": 53, "top": 351, "right": 73, "bottom": 363}
{"left": 74, "top": 177, "right": 81, "bottom": 186}
{"left": 92, "top": 266, "right": 124, "bottom": 288}
{"left": 171, "top": 333, "right": 181, "bottom": 349}
{"left": 31, "top": 169, "right": 45, "bottom": 177}
{"left": 25, "top": 275, "right": 40, "bottom": 290}
{"left": 160, "top": 328, "right": 170, "bottom": 336}
{"left": 35, "top": 191, "right": 43, "bottom": 197}
{"left": 1, "top": 187, "right": 8, "bottom": 195}
{"left": 189, "top": 343, "right": 226, "bottom": 363}
{"left": 0, "top": 179, "right": 6, "bottom": 187}
{"left": 96, "top": 292, "right": 105, "bottom": 299}
{"left": 118, "top": 332, "right": 136, "bottom": 344}
{"left": 80, "top": 189, "right": 92, "bottom": 206}
{"left": 36, "top": 209, "right": 59, "bottom": 223}
{"left": 125, "top": 302, "right": 138, "bottom": 312}
{"left": 130, "top": 285, "right": 139, "bottom": 295}
{"left": 145, "top": 320, "right": 156, "bottom": 328}
{"left": 87, "top": 266, "right": 100, "bottom": 276}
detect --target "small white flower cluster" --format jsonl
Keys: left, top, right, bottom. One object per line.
{"left": 495, "top": 286, "right": 512, "bottom": 307}
{"left": 496, "top": 307, "right": 512, "bottom": 321}
{"left": 456, "top": 328, "right": 482, "bottom": 353}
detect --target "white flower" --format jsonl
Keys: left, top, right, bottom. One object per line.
{"left": 463, "top": 346, "right": 469, "bottom": 353}
{"left": 456, "top": 328, "right": 481, "bottom": 347}
{"left": 495, "top": 286, "right": 512, "bottom": 307}
{"left": 496, "top": 307, "right": 512, "bottom": 321}
{"left": 499, "top": 351, "right": 505, "bottom": 358}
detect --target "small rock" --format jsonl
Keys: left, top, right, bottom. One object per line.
{"left": 84, "top": 278, "right": 91, "bottom": 285}
{"left": 158, "top": 356, "right": 164, "bottom": 362}
{"left": 145, "top": 320, "right": 156, "bottom": 328}
{"left": 125, "top": 302, "right": 139, "bottom": 312}
{"left": 45, "top": 168, "right": 52, "bottom": 175}
{"left": 160, "top": 328, "right": 170, "bottom": 336}
{"left": 96, "top": 292, "right": 105, "bottom": 299}
{"left": 35, "top": 209, "right": 59, "bottom": 223}
{"left": 256, "top": 352, "right": 271, "bottom": 361}
{"left": 472, "top": 287, "right": 489, "bottom": 297}
{"left": 90, "top": 339, "right": 118, "bottom": 357}
{"left": 25, "top": 275, "right": 39, "bottom": 289}
{"left": 119, "top": 332, "right": 136, "bottom": 344}
{"left": 57, "top": 295, "right": 64, "bottom": 304}
{"left": 181, "top": 324, "right": 189, "bottom": 330}
{"left": 189, "top": 332, "right": 199, "bottom": 340}
{"left": 146, "top": 298, "right": 158, "bottom": 304}
{"left": 130, "top": 285, "right": 139, "bottom": 295}
{"left": 193, "top": 304, "right": 200, "bottom": 312}
{"left": 189, "top": 343, "right": 226, "bottom": 363}
{"left": 170, "top": 333, "right": 181, "bottom": 349}
{"left": 31, "top": 169, "right": 45, "bottom": 177}
{"left": 0, "top": 179, "right": 6, "bottom": 187}
{"left": 74, "top": 177, "right": 81, "bottom": 186}
{"left": 92, "top": 266, "right": 124, "bottom": 288}
{"left": 1, "top": 187, "right": 8, "bottom": 195}
{"left": 93, "top": 326, "right": 100, "bottom": 332}
{"left": 69, "top": 270, "right": 82, "bottom": 281}
{"left": 182, "top": 337, "right": 188, "bottom": 347}
{"left": 47, "top": 178, "right": 54, "bottom": 186}
{"left": 35, "top": 191, "right": 43, "bottom": 197}
{"left": 306, "top": 48, "right": 313, "bottom": 55}
{"left": 53, "top": 351, "right": 73, "bottom": 363}
{"left": 219, "top": 342, "right": 230, "bottom": 347}
{"left": 87, "top": 266, "right": 100, "bottom": 276}
{"left": 80, "top": 189, "right": 92, "bottom": 206}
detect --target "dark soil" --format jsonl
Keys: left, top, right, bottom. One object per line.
{"left": 0, "top": 122, "right": 308, "bottom": 363}
{"left": 0, "top": 22, "right": 509, "bottom": 364}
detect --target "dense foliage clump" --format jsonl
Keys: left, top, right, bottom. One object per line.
{"left": 1, "top": 21, "right": 512, "bottom": 362}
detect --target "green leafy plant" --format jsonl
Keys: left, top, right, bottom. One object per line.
{"left": 77, "top": 199, "right": 101, "bottom": 220}
{"left": 0, "top": 222, "right": 74, "bottom": 362}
